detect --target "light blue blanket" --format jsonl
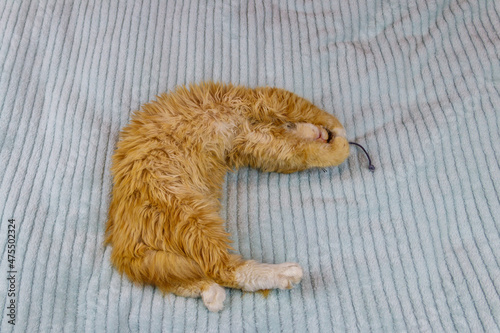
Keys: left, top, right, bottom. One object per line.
{"left": 1, "top": 0, "right": 499, "bottom": 332}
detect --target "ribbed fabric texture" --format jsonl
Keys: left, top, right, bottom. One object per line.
{"left": 1, "top": 0, "right": 499, "bottom": 332}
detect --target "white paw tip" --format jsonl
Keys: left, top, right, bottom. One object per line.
{"left": 202, "top": 283, "right": 226, "bottom": 312}
{"left": 332, "top": 127, "right": 347, "bottom": 138}
{"left": 277, "top": 263, "right": 303, "bottom": 289}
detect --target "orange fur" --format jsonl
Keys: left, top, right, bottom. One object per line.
{"left": 105, "top": 82, "right": 349, "bottom": 310}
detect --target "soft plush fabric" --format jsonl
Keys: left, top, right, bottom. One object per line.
{"left": 1, "top": 0, "right": 499, "bottom": 332}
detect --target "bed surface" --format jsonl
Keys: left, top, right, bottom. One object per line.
{"left": 1, "top": 1, "right": 499, "bottom": 332}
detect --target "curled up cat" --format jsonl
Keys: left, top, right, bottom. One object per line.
{"left": 105, "top": 82, "right": 350, "bottom": 312}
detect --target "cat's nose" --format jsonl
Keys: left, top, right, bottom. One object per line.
{"left": 318, "top": 127, "right": 329, "bottom": 141}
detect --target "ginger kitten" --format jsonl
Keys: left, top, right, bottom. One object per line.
{"left": 106, "top": 82, "right": 349, "bottom": 311}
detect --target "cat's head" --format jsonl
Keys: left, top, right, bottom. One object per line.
{"left": 231, "top": 87, "right": 350, "bottom": 173}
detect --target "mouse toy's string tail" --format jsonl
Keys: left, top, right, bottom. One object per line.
{"left": 349, "top": 142, "right": 375, "bottom": 172}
